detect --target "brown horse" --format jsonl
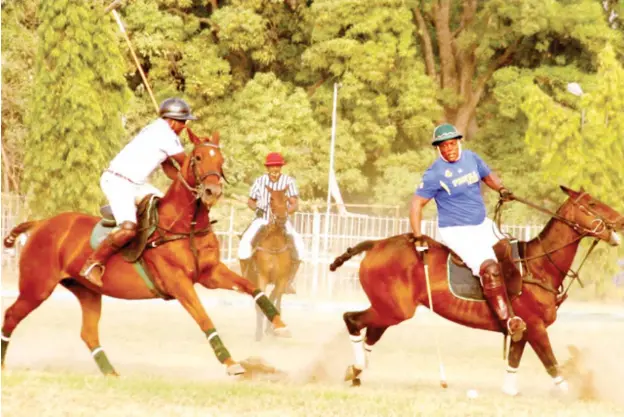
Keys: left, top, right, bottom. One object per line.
{"left": 1, "top": 130, "right": 290, "bottom": 377}
{"left": 330, "top": 186, "right": 623, "bottom": 395}
{"left": 245, "top": 186, "right": 295, "bottom": 341}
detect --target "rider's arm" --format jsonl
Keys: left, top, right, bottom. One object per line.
{"left": 410, "top": 195, "right": 431, "bottom": 237}
{"left": 482, "top": 172, "right": 506, "bottom": 192}
{"left": 247, "top": 198, "right": 258, "bottom": 211}
{"left": 161, "top": 152, "right": 185, "bottom": 180}
{"left": 287, "top": 196, "right": 299, "bottom": 214}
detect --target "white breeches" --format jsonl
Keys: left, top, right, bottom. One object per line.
{"left": 238, "top": 218, "right": 305, "bottom": 260}
{"left": 100, "top": 171, "right": 164, "bottom": 225}
{"left": 437, "top": 218, "right": 505, "bottom": 277}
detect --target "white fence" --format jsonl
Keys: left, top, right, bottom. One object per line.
{"left": 1, "top": 194, "right": 543, "bottom": 299}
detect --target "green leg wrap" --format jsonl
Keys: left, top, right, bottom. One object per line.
{"left": 1, "top": 332, "right": 10, "bottom": 366}
{"left": 252, "top": 289, "right": 280, "bottom": 322}
{"left": 91, "top": 347, "right": 117, "bottom": 375}
{"left": 205, "top": 329, "right": 231, "bottom": 363}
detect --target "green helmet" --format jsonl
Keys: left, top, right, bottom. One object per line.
{"left": 432, "top": 123, "right": 463, "bottom": 146}
{"left": 159, "top": 98, "right": 197, "bottom": 121}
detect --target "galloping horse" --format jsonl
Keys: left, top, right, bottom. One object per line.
{"left": 244, "top": 187, "right": 295, "bottom": 341}
{"left": 1, "top": 130, "right": 290, "bottom": 377}
{"left": 330, "top": 186, "right": 623, "bottom": 395}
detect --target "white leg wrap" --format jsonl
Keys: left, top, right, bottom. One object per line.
{"left": 91, "top": 347, "right": 104, "bottom": 357}
{"left": 350, "top": 332, "right": 366, "bottom": 370}
{"left": 364, "top": 342, "right": 373, "bottom": 368}
{"left": 502, "top": 366, "right": 519, "bottom": 396}
{"left": 1, "top": 333, "right": 10, "bottom": 342}
{"left": 553, "top": 375, "right": 569, "bottom": 393}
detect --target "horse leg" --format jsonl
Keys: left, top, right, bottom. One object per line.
{"left": 255, "top": 272, "right": 268, "bottom": 342}
{"left": 60, "top": 279, "right": 117, "bottom": 376}
{"left": 502, "top": 339, "right": 527, "bottom": 396}
{"left": 362, "top": 325, "right": 388, "bottom": 369}
{"left": 203, "top": 263, "right": 290, "bottom": 337}
{"left": 170, "top": 277, "right": 244, "bottom": 376}
{"left": 1, "top": 278, "right": 58, "bottom": 369}
{"left": 343, "top": 308, "right": 386, "bottom": 386}
{"left": 526, "top": 321, "right": 569, "bottom": 394}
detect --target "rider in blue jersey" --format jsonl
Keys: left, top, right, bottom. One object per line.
{"left": 409, "top": 123, "right": 526, "bottom": 342}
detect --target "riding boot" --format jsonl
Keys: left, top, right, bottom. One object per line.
{"left": 479, "top": 260, "right": 527, "bottom": 342}
{"left": 239, "top": 258, "right": 253, "bottom": 279}
{"left": 80, "top": 222, "right": 137, "bottom": 287}
{"left": 284, "top": 260, "right": 301, "bottom": 295}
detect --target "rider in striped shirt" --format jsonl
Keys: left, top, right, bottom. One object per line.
{"left": 238, "top": 152, "right": 305, "bottom": 294}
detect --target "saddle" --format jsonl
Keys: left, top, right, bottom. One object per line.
{"left": 446, "top": 239, "right": 524, "bottom": 301}
{"left": 97, "top": 194, "right": 160, "bottom": 262}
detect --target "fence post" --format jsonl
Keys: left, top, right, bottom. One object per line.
{"left": 311, "top": 209, "right": 321, "bottom": 296}
{"left": 227, "top": 205, "right": 234, "bottom": 263}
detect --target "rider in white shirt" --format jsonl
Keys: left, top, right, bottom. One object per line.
{"left": 80, "top": 98, "right": 196, "bottom": 287}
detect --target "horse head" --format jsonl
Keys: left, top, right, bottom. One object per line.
{"left": 265, "top": 186, "right": 289, "bottom": 229}
{"left": 182, "top": 128, "right": 226, "bottom": 209}
{"left": 559, "top": 185, "right": 624, "bottom": 246}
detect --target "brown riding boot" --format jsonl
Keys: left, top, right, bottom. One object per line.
{"left": 284, "top": 260, "right": 301, "bottom": 295}
{"left": 80, "top": 222, "right": 137, "bottom": 287}
{"left": 480, "top": 260, "right": 527, "bottom": 342}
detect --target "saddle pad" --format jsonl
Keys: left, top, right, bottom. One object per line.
{"left": 447, "top": 240, "right": 521, "bottom": 301}
{"left": 89, "top": 220, "right": 170, "bottom": 300}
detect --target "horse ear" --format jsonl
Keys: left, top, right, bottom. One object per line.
{"left": 211, "top": 131, "right": 220, "bottom": 145}
{"left": 186, "top": 127, "right": 202, "bottom": 145}
{"left": 560, "top": 185, "right": 579, "bottom": 197}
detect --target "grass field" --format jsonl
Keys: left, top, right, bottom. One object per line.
{"left": 2, "top": 287, "right": 624, "bottom": 417}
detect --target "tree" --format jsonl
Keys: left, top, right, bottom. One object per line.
{"left": 1, "top": 0, "right": 39, "bottom": 193}
{"left": 411, "top": 0, "right": 617, "bottom": 135}
{"left": 23, "top": 0, "right": 130, "bottom": 216}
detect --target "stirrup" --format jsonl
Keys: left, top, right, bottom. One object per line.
{"left": 81, "top": 262, "right": 105, "bottom": 286}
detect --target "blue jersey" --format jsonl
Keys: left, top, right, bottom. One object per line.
{"left": 415, "top": 150, "right": 491, "bottom": 227}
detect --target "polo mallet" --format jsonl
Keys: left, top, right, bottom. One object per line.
{"left": 104, "top": 0, "right": 159, "bottom": 113}
{"left": 416, "top": 243, "right": 448, "bottom": 388}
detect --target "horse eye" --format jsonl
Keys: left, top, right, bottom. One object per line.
{"left": 194, "top": 155, "right": 202, "bottom": 161}
{"left": 588, "top": 201, "right": 596, "bottom": 207}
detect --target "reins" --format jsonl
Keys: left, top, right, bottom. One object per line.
{"left": 494, "top": 194, "right": 603, "bottom": 303}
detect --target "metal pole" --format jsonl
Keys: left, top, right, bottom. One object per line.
{"left": 324, "top": 82, "right": 340, "bottom": 276}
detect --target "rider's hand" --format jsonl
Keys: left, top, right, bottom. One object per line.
{"left": 412, "top": 234, "right": 427, "bottom": 249}
{"left": 499, "top": 187, "right": 514, "bottom": 202}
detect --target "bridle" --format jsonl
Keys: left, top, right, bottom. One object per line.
{"left": 494, "top": 192, "right": 621, "bottom": 302}
{"left": 176, "top": 141, "right": 228, "bottom": 201}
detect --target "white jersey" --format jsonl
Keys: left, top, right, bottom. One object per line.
{"left": 107, "top": 118, "right": 184, "bottom": 184}
{"left": 249, "top": 173, "right": 298, "bottom": 221}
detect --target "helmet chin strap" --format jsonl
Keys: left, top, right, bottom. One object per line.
{"left": 437, "top": 141, "right": 462, "bottom": 162}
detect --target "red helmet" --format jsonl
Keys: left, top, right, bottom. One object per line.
{"left": 265, "top": 152, "right": 286, "bottom": 166}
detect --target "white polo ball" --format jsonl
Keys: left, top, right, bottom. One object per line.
{"left": 466, "top": 389, "right": 479, "bottom": 399}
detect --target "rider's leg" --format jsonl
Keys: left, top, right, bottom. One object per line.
{"left": 479, "top": 260, "right": 526, "bottom": 341}
{"left": 237, "top": 218, "right": 268, "bottom": 278}
{"left": 439, "top": 219, "right": 526, "bottom": 341}
{"left": 80, "top": 222, "right": 137, "bottom": 287}
{"left": 80, "top": 173, "right": 138, "bottom": 287}
{"left": 284, "top": 221, "right": 304, "bottom": 294}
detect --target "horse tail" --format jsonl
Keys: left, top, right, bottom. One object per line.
{"left": 330, "top": 240, "right": 377, "bottom": 271}
{"left": 4, "top": 221, "right": 38, "bottom": 248}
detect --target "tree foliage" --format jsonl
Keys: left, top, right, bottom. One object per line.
{"left": 23, "top": 0, "right": 130, "bottom": 216}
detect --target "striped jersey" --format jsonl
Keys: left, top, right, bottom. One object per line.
{"left": 249, "top": 174, "right": 298, "bottom": 221}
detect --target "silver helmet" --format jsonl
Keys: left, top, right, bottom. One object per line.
{"left": 158, "top": 98, "right": 197, "bottom": 121}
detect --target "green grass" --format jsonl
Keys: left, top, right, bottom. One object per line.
{"left": 3, "top": 369, "right": 624, "bottom": 417}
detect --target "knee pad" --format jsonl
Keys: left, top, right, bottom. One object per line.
{"left": 479, "top": 259, "right": 502, "bottom": 289}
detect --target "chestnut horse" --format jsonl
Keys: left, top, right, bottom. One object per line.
{"left": 1, "top": 130, "right": 290, "bottom": 377}
{"left": 245, "top": 187, "right": 295, "bottom": 341}
{"left": 330, "top": 186, "right": 623, "bottom": 395}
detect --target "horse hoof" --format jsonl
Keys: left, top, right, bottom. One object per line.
{"left": 105, "top": 371, "right": 120, "bottom": 377}
{"left": 226, "top": 363, "right": 246, "bottom": 376}
{"left": 273, "top": 326, "right": 291, "bottom": 338}
{"left": 344, "top": 365, "right": 362, "bottom": 382}
{"left": 352, "top": 377, "right": 361, "bottom": 387}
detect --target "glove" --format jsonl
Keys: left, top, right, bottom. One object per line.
{"left": 412, "top": 234, "right": 427, "bottom": 250}
{"left": 499, "top": 187, "right": 514, "bottom": 202}
{"left": 255, "top": 207, "right": 265, "bottom": 218}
